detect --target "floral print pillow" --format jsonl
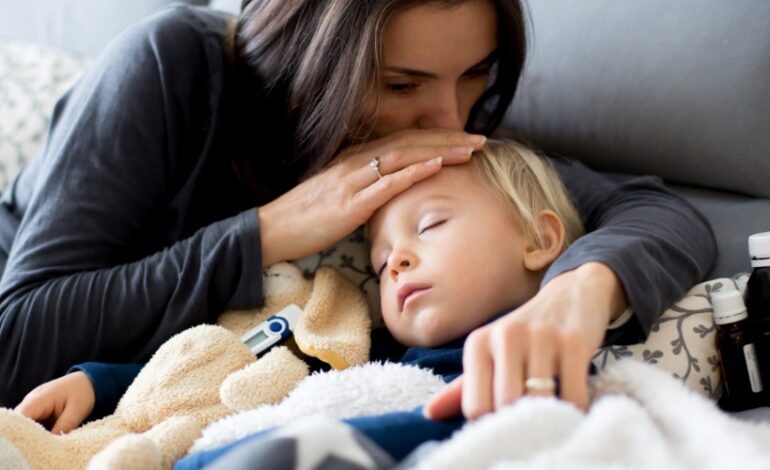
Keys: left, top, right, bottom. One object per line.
{"left": 595, "top": 275, "right": 748, "bottom": 399}
{"left": 0, "top": 41, "right": 88, "bottom": 190}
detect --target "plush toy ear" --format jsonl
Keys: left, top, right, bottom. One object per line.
{"left": 523, "top": 210, "right": 565, "bottom": 272}
{"left": 294, "top": 266, "right": 371, "bottom": 369}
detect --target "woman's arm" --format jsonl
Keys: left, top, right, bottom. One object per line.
{"left": 426, "top": 156, "right": 715, "bottom": 418}
{"left": 546, "top": 157, "right": 716, "bottom": 342}
{"left": 0, "top": 8, "right": 265, "bottom": 407}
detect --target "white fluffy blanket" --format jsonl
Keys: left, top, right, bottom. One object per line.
{"left": 190, "top": 360, "right": 770, "bottom": 469}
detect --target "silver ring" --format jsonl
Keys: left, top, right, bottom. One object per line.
{"left": 525, "top": 377, "right": 557, "bottom": 394}
{"left": 370, "top": 157, "right": 383, "bottom": 179}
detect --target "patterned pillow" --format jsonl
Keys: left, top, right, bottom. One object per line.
{"left": 295, "top": 228, "right": 383, "bottom": 326}
{"left": 594, "top": 274, "right": 749, "bottom": 400}
{"left": 0, "top": 41, "right": 89, "bottom": 190}
{"left": 300, "top": 233, "right": 741, "bottom": 400}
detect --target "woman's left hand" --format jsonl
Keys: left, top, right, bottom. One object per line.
{"left": 424, "top": 262, "right": 628, "bottom": 419}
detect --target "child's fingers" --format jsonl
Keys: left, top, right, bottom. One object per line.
{"left": 50, "top": 404, "right": 84, "bottom": 435}
{"left": 14, "top": 392, "right": 54, "bottom": 423}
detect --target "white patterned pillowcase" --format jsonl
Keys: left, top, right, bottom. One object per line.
{"left": 300, "top": 233, "right": 740, "bottom": 400}
{"left": 594, "top": 275, "right": 748, "bottom": 400}
{"left": 0, "top": 41, "right": 89, "bottom": 191}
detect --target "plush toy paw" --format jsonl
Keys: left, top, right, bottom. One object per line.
{"left": 115, "top": 324, "right": 256, "bottom": 430}
{"left": 220, "top": 346, "right": 309, "bottom": 412}
{"left": 0, "top": 407, "right": 80, "bottom": 469}
{"left": 88, "top": 416, "right": 200, "bottom": 470}
{"left": 87, "top": 434, "right": 161, "bottom": 470}
{"left": 0, "top": 435, "right": 31, "bottom": 470}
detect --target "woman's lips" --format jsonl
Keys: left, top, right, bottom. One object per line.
{"left": 398, "top": 284, "right": 432, "bottom": 311}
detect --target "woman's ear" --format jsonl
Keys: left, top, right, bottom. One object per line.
{"left": 523, "top": 210, "right": 566, "bottom": 272}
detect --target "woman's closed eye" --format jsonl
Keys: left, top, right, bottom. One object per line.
{"left": 386, "top": 82, "right": 419, "bottom": 95}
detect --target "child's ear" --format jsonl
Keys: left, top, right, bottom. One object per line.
{"left": 523, "top": 210, "right": 566, "bottom": 272}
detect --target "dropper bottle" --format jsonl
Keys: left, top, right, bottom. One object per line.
{"left": 713, "top": 289, "right": 765, "bottom": 411}
{"left": 745, "top": 232, "right": 770, "bottom": 401}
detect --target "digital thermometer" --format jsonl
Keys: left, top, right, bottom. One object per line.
{"left": 240, "top": 304, "right": 303, "bottom": 357}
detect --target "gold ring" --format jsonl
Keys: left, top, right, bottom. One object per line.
{"left": 370, "top": 157, "right": 383, "bottom": 179}
{"left": 525, "top": 377, "right": 557, "bottom": 394}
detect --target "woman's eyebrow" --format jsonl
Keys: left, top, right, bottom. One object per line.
{"left": 384, "top": 49, "right": 498, "bottom": 79}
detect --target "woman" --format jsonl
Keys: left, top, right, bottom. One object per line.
{"left": 0, "top": 0, "right": 714, "bottom": 420}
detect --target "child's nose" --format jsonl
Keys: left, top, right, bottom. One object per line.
{"left": 389, "top": 251, "right": 418, "bottom": 280}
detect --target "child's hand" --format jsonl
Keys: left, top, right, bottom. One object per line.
{"left": 14, "top": 371, "right": 95, "bottom": 434}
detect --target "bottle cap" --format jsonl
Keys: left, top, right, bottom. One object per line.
{"left": 749, "top": 232, "right": 770, "bottom": 268}
{"left": 712, "top": 290, "right": 748, "bottom": 325}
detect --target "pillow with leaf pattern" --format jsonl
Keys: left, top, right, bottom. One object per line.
{"left": 0, "top": 41, "right": 88, "bottom": 190}
{"left": 594, "top": 274, "right": 749, "bottom": 400}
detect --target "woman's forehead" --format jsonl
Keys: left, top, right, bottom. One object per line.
{"left": 382, "top": 1, "right": 498, "bottom": 73}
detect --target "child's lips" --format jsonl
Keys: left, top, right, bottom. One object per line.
{"left": 398, "top": 283, "right": 432, "bottom": 312}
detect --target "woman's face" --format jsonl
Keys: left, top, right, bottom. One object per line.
{"left": 362, "top": 0, "right": 498, "bottom": 138}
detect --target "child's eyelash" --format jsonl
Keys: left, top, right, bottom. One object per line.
{"left": 419, "top": 220, "right": 446, "bottom": 235}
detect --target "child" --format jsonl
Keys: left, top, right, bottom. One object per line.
{"left": 15, "top": 140, "right": 586, "bottom": 459}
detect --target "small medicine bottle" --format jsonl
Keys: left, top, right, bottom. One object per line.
{"left": 745, "top": 232, "right": 770, "bottom": 396}
{"left": 713, "top": 289, "right": 765, "bottom": 411}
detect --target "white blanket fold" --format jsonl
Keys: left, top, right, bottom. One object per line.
{"left": 194, "top": 360, "right": 770, "bottom": 469}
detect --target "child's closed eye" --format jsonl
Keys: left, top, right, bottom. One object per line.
{"left": 418, "top": 219, "right": 446, "bottom": 235}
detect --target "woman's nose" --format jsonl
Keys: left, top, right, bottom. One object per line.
{"left": 417, "top": 87, "right": 464, "bottom": 130}
{"left": 388, "top": 250, "right": 418, "bottom": 280}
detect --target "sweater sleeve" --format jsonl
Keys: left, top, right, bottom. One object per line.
{"left": 0, "top": 8, "right": 264, "bottom": 407}
{"left": 547, "top": 157, "right": 716, "bottom": 344}
{"left": 68, "top": 363, "right": 144, "bottom": 420}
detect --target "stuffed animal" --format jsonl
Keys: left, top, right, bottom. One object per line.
{"left": 0, "top": 263, "right": 371, "bottom": 470}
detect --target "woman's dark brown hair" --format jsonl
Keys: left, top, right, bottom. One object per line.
{"left": 235, "top": 0, "right": 526, "bottom": 177}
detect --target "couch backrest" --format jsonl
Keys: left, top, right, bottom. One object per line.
{"left": 500, "top": 0, "right": 770, "bottom": 277}
{"left": 0, "top": 0, "right": 209, "bottom": 58}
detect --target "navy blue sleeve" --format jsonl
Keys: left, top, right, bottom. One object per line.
{"left": 548, "top": 157, "right": 716, "bottom": 343}
{"left": 0, "top": 7, "right": 264, "bottom": 407}
{"left": 68, "top": 362, "right": 143, "bottom": 420}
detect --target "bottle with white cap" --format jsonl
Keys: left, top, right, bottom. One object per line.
{"left": 713, "top": 289, "right": 764, "bottom": 410}
{"left": 744, "top": 232, "right": 770, "bottom": 402}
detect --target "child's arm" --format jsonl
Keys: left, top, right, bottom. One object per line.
{"left": 14, "top": 363, "right": 143, "bottom": 434}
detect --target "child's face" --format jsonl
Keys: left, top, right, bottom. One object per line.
{"left": 368, "top": 165, "right": 541, "bottom": 348}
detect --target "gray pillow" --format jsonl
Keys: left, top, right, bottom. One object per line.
{"left": 503, "top": 0, "right": 770, "bottom": 198}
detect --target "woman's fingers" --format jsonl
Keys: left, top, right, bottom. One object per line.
{"left": 345, "top": 128, "right": 485, "bottom": 158}
{"left": 460, "top": 330, "right": 495, "bottom": 419}
{"left": 490, "top": 322, "right": 525, "bottom": 409}
{"left": 424, "top": 376, "right": 464, "bottom": 420}
{"left": 524, "top": 325, "right": 558, "bottom": 398}
{"left": 559, "top": 336, "right": 593, "bottom": 411}
{"left": 354, "top": 157, "right": 444, "bottom": 213}
{"left": 348, "top": 145, "right": 473, "bottom": 189}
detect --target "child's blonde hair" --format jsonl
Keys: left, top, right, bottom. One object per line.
{"left": 470, "top": 139, "right": 584, "bottom": 250}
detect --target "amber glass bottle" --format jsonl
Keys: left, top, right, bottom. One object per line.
{"left": 713, "top": 290, "right": 765, "bottom": 411}
{"left": 744, "top": 232, "right": 770, "bottom": 404}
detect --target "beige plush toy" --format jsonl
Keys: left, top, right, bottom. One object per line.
{"left": 0, "top": 263, "right": 371, "bottom": 470}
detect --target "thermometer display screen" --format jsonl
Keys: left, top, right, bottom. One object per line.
{"left": 244, "top": 330, "right": 269, "bottom": 349}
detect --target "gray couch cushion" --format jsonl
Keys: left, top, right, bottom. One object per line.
{"left": 504, "top": 0, "right": 770, "bottom": 198}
